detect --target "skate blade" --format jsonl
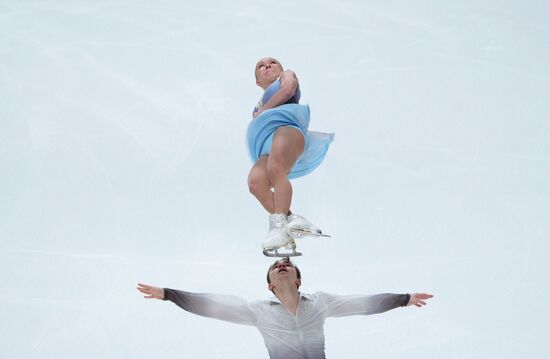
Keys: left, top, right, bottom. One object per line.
{"left": 263, "top": 248, "right": 302, "bottom": 257}
{"left": 289, "top": 228, "right": 331, "bottom": 238}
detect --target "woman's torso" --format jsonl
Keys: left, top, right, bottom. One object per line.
{"left": 253, "top": 79, "right": 301, "bottom": 116}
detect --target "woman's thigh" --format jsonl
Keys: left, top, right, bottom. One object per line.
{"left": 269, "top": 127, "right": 305, "bottom": 171}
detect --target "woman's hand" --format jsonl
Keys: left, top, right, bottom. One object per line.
{"left": 253, "top": 109, "right": 262, "bottom": 118}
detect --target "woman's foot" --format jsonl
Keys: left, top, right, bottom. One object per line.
{"left": 286, "top": 213, "right": 322, "bottom": 237}
{"left": 262, "top": 213, "right": 292, "bottom": 249}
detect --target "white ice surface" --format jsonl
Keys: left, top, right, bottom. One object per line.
{"left": 1, "top": 0, "right": 549, "bottom": 358}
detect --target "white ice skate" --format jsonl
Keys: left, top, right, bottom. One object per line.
{"left": 262, "top": 214, "right": 302, "bottom": 257}
{"left": 287, "top": 213, "right": 331, "bottom": 239}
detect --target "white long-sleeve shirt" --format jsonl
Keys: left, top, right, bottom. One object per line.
{"left": 163, "top": 288, "right": 410, "bottom": 359}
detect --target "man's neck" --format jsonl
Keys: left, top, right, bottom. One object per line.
{"left": 274, "top": 286, "right": 300, "bottom": 315}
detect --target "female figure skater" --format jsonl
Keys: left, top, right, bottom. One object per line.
{"left": 247, "top": 57, "right": 334, "bottom": 256}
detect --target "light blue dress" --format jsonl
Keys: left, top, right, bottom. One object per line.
{"left": 247, "top": 80, "right": 335, "bottom": 179}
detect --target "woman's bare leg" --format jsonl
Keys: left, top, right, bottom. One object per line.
{"left": 248, "top": 155, "right": 275, "bottom": 213}
{"left": 267, "top": 127, "right": 305, "bottom": 214}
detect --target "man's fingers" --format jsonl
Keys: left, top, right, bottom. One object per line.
{"left": 409, "top": 293, "right": 433, "bottom": 307}
{"left": 411, "top": 293, "right": 433, "bottom": 302}
{"left": 137, "top": 283, "right": 162, "bottom": 299}
{"left": 413, "top": 300, "right": 428, "bottom": 307}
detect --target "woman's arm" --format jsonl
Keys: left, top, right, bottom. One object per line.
{"left": 253, "top": 70, "right": 299, "bottom": 118}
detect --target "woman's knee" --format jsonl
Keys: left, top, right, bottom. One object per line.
{"left": 248, "top": 172, "right": 270, "bottom": 195}
{"left": 267, "top": 160, "right": 289, "bottom": 181}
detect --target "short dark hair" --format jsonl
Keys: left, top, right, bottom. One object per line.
{"left": 266, "top": 257, "right": 301, "bottom": 285}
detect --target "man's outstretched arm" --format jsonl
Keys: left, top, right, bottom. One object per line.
{"left": 322, "top": 292, "right": 433, "bottom": 317}
{"left": 137, "top": 283, "right": 257, "bottom": 326}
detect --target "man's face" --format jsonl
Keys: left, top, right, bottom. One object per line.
{"left": 255, "top": 57, "right": 283, "bottom": 88}
{"left": 268, "top": 259, "right": 300, "bottom": 291}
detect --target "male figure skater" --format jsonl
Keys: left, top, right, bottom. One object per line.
{"left": 137, "top": 258, "right": 433, "bottom": 359}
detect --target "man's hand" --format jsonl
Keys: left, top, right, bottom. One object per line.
{"left": 407, "top": 293, "right": 433, "bottom": 307}
{"left": 137, "top": 283, "right": 165, "bottom": 300}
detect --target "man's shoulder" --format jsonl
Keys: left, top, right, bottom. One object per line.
{"left": 254, "top": 296, "right": 281, "bottom": 306}
{"left": 301, "top": 291, "right": 322, "bottom": 300}
{"left": 305, "top": 291, "right": 331, "bottom": 297}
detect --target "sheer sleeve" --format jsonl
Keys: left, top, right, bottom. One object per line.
{"left": 319, "top": 292, "right": 410, "bottom": 317}
{"left": 163, "top": 288, "right": 258, "bottom": 326}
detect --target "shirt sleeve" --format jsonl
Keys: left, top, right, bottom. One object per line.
{"left": 320, "top": 292, "right": 410, "bottom": 318}
{"left": 163, "top": 288, "right": 257, "bottom": 326}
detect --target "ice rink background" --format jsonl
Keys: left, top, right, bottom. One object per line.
{"left": 1, "top": 0, "right": 549, "bottom": 358}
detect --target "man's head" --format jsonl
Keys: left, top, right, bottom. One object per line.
{"left": 255, "top": 57, "right": 284, "bottom": 89}
{"left": 266, "top": 258, "right": 301, "bottom": 293}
